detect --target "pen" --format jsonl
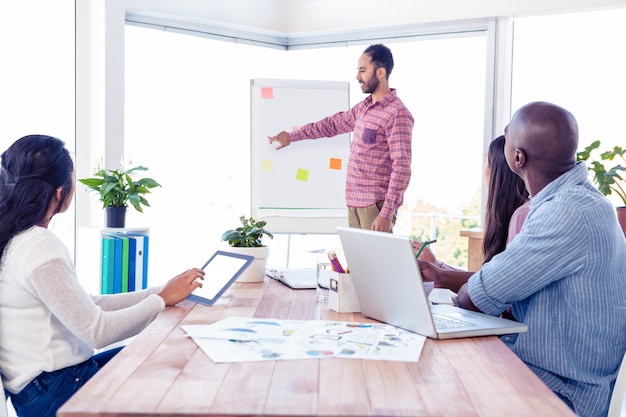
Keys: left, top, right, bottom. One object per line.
{"left": 415, "top": 239, "right": 437, "bottom": 259}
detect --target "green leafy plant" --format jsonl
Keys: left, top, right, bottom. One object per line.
{"left": 79, "top": 166, "right": 161, "bottom": 213}
{"left": 577, "top": 140, "right": 626, "bottom": 207}
{"left": 221, "top": 215, "right": 274, "bottom": 247}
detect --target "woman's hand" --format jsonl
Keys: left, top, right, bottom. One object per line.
{"left": 158, "top": 268, "right": 205, "bottom": 307}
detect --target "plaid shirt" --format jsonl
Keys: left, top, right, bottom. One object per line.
{"left": 290, "top": 89, "right": 413, "bottom": 220}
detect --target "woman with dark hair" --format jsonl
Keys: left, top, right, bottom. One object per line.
{"left": 0, "top": 135, "right": 204, "bottom": 417}
{"left": 415, "top": 135, "right": 529, "bottom": 287}
{"left": 481, "top": 135, "right": 529, "bottom": 263}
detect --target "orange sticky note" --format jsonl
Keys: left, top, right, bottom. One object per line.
{"left": 329, "top": 158, "right": 342, "bottom": 170}
{"left": 296, "top": 168, "right": 309, "bottom": 182}
{"left": 261, "top": 87, "right": 274, "bottom": 99}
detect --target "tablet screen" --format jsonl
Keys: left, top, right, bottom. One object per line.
{"left": 186, "top": 251, "right": 254, "bottom": 306}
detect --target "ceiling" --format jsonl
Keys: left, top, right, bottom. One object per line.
{"left": 124, "top": 0, "right": 626, "bottom": 35}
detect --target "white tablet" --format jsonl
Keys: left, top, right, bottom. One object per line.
{"left": 186, "top": 251, "right": 254, "bottom": 306}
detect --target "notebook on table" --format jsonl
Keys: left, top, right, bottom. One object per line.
{"left": 266, "top": 268, "right": 317, "bottom": 289}
{"left": 336, "top": 227, "right": 528, "bottom": 339}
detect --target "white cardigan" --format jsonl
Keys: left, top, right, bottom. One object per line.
{"left": 0, "top": 226, "right": 166, "bottom": 393}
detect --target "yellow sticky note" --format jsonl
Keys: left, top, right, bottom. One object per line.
{"left": 329, "top": 158, "right": 342, "bottom": 170}
{"left": 296, "top": 168, "right": 309, "bottom": 182}
{"left": 261, "top": 87, "right": 274, "bottom": 99}
{"left": 260, "top": 160, "right": 274, "bottom": 172}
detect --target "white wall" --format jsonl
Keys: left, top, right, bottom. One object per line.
{"left": 0, "top": 0, "right": 76, "bottom": 264}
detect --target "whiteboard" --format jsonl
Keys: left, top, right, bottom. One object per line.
{"left": 250, "top": 79, "right": 350, "bottom": 233}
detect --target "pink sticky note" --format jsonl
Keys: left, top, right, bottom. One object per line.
{"left": 261, "top": 87, "right": 274, "bottom": 99}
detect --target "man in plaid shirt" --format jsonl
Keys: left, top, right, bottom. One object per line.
{"left": 269, "top": 44, "right": 413, "bottom": 233}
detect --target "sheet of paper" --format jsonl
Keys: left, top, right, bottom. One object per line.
{"left": 182, "top": 316, "right": 426, "bottom": 363}
{"left": 428, "top": 288, "right": 456, "bottom": 305}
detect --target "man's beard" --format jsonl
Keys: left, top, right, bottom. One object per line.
{"left": 361, "top": 77, "right": 379, "bottom": 94}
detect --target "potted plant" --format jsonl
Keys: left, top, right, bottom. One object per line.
{"left": 221, "top": 215, "right": 274, "bottom": 282}
{"left": 577, "top": 140, "right": 626, "bottom": 236}
{"left": 79, "top": 165, "right": 161, "bottom": 228}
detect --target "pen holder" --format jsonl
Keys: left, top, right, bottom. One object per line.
{"left": 329, "top": 272, "right": 361, "bottom": 313}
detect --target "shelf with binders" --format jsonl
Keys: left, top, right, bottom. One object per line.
{"left": 101, "top": 228, "right": 150, "bottom": 295}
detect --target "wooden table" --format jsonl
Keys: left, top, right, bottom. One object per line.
{"left": 58, "top": 277, "right": 575, "bottom": 417}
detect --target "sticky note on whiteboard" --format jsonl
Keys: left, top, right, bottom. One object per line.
{"left": 260, "top": 160, "right": 274, "bottom": 173}
{"left": 329, "top": 158, "right": 342, "bottom": 170}
{"left": 296, "top": 168, "right": 309, "bottom": 182}
{"left": 261, "top": 87, "right": 274, "bottom": 99}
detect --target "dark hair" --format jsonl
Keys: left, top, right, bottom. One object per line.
{"left": 0, "top": 135, "right": 74, "bottom": 260}
{"left": 482, "top": 135, "right": 528, "bottom": 263}
{"left": 363, "top": 44, "right": 394, "bottom": 79}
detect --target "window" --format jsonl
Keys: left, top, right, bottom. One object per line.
{"left": 511, "top": 7, "right": 626, "bottom": 208}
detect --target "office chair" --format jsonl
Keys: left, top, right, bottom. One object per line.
{"left": 0, "top": 375, "right": 8, "bottom": 417}
{"left": 608, "top": 351, "right": 626, "bottom": 417}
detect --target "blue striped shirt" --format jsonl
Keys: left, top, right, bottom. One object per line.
{"left": 468, "top": 162, "right": 626, "bottom": 417}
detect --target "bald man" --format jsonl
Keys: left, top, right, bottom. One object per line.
{"left": 421, "top": 102, "right": 626, "bottom": 417}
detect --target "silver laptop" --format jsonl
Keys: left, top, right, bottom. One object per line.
{"left": 337, "top": 227, "right": 528, "bottom": 339}
{"left": 266, "top": 268, "right": 317, "bottom": 289}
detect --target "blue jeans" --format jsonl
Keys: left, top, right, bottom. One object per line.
{"left": 9, "top": 347, "right": 123, "bottom": 417}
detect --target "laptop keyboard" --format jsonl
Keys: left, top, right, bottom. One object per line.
{"left": 432, "top": 314, "right": 474, "bottom": 329}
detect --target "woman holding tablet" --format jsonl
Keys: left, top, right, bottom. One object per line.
{"left": 0, "top": 135, "right": 204, "bottom": 417}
